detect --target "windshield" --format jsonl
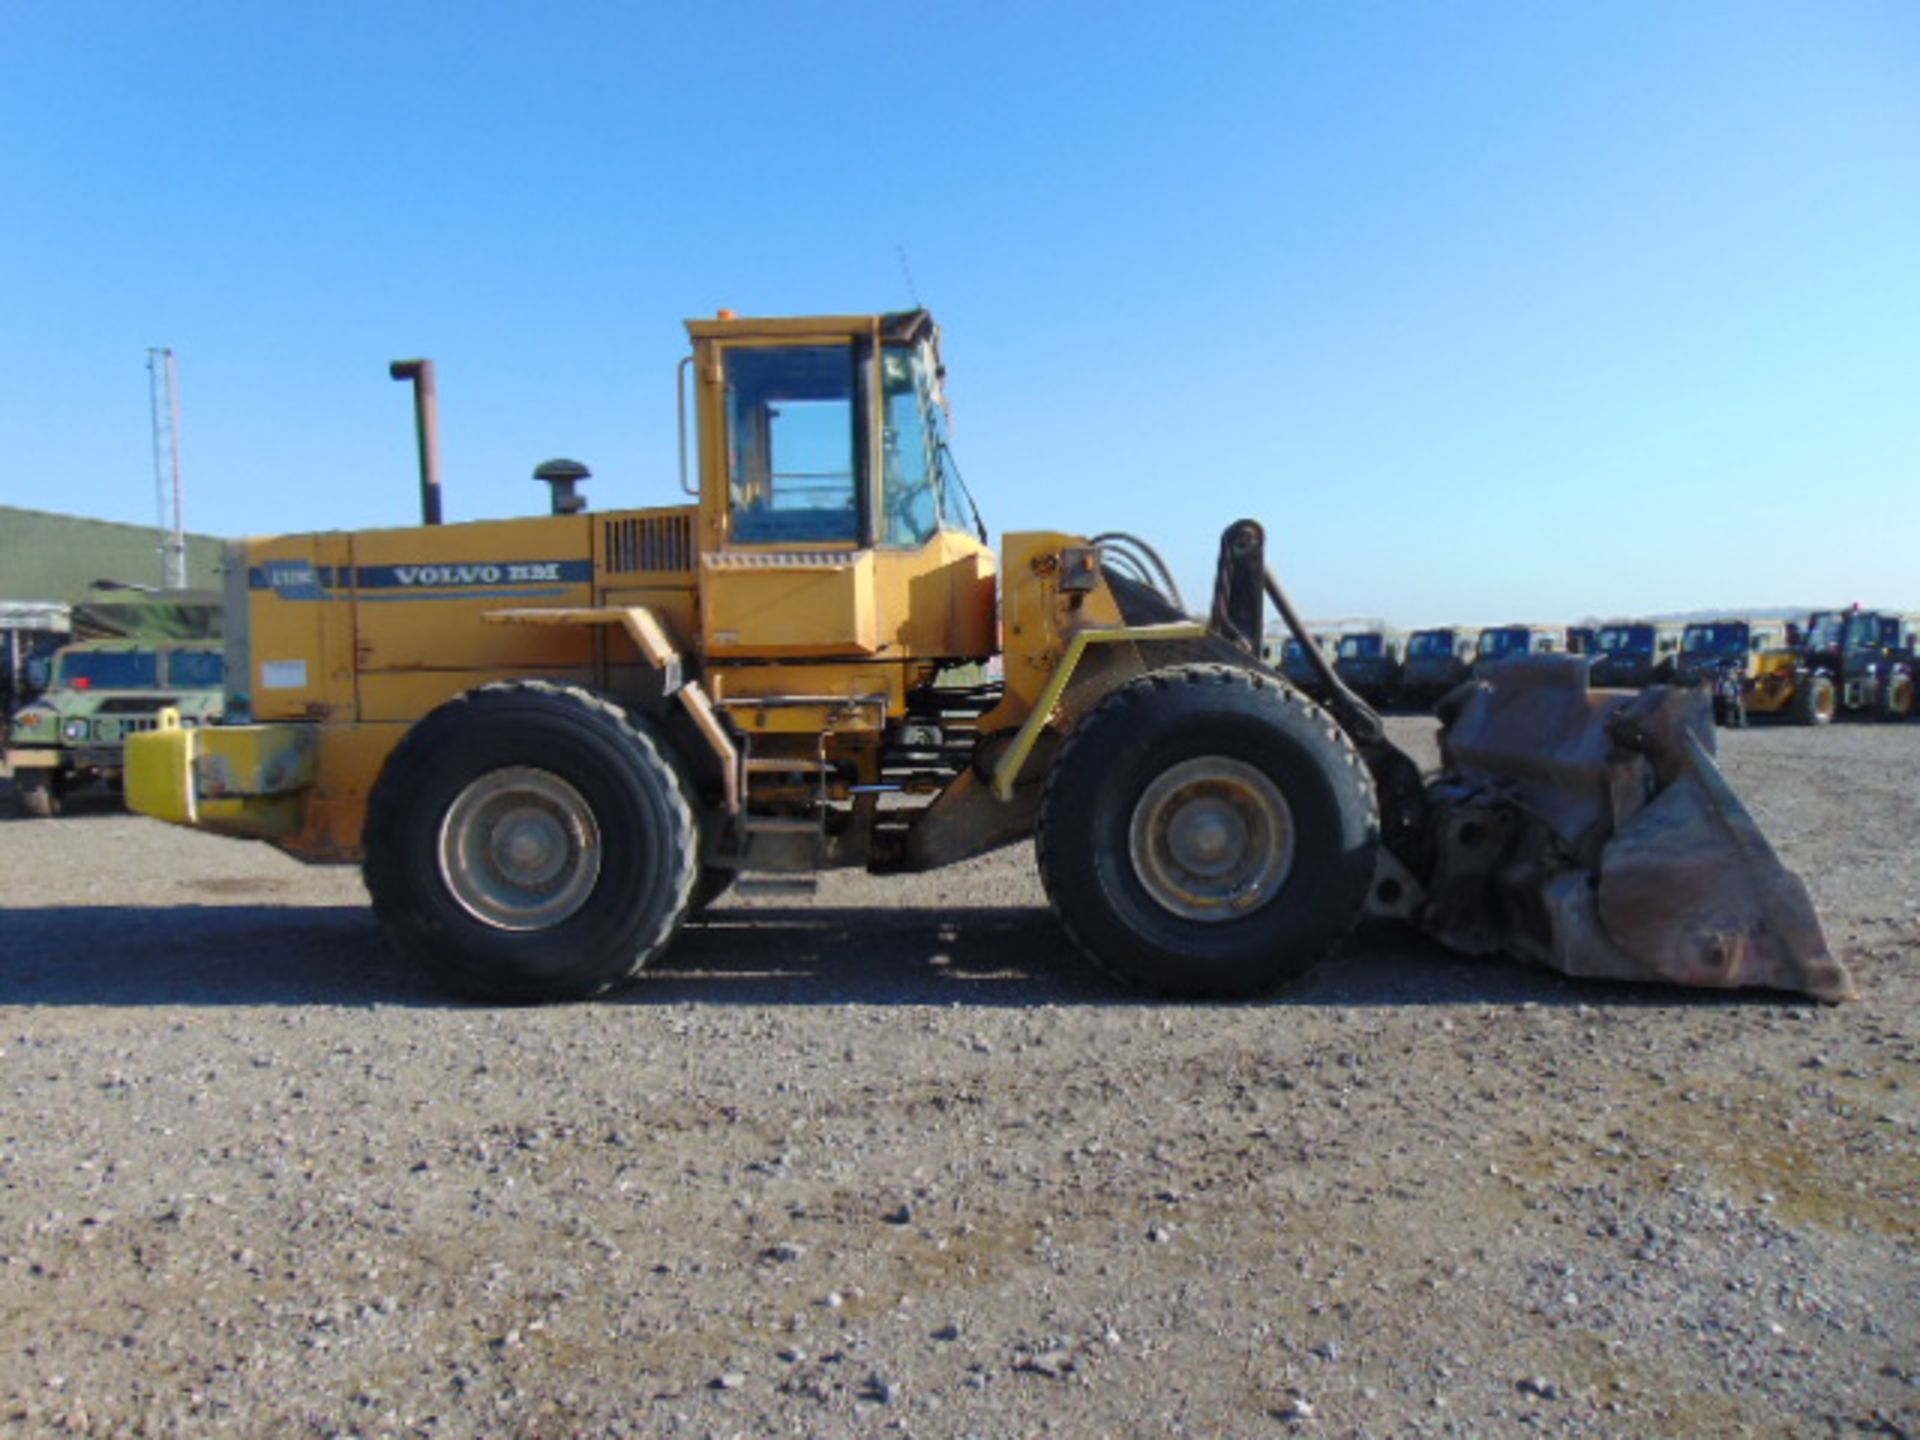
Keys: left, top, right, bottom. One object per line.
{"left": 168, "top": 650, "right": 225, "bottom": 687}
{"left": 1806, "top": 613, "right": 1847, "bottom": 648}
{"left": 56, "top": 651, "right": 159, "bottom": 688}
{"left": 1596, "top": 625, "right": 1652, "bottom": 656}
{"left": 1681, "top": 623, "right": 1747, "bottom": 655}
{"left": 1281, "top": 640, "right": 1309, "bottom": 663}
{"left": 1337, "top": 635, "right": 1383, "bottom": 660}
{"left": 1407, "top": 631, "right": 1455, "bottom": 659}
{"left": 1478, "top": 629, "right": 1532, "bottom": 657}
{"left": 1845, "top": 613, "right": 1894, "bottom": 649}
{"left": 879, "top": 341, "right": 981, "bottom": 547}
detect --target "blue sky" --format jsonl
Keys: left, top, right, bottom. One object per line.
{"left": 2, "top": 2, "right": 1916, "bottom": 625}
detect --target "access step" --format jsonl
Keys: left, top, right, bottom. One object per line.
{"left": 734, "top": 874, "right": 821, "bottom": 897}
{"left": 719, "top": 693, "right": 888, "bottom": 710}
{"left": 742, "top": 816, "right": 821, "bottom": 836}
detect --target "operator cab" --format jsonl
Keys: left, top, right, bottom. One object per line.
{"left": 696, "top": 310, "right": 983, "bottom": 553}
{"left": 686, "top": 310, "right": 998, "bottom": 679}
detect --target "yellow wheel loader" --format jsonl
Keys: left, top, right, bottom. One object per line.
{"left": 126, "top": 310, "right": 1851, "bottom": 1004}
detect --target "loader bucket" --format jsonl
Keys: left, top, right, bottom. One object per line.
{"left": 1418, "top": 656, "right": 1853, "bottom": 1001}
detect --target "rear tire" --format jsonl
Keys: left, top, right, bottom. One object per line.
{"left": 1877, "top": 672, "right": 1915, "bottom": 721}
{"left": 1790, "top": 674, "right": 1836, "bottom": 726}
{"left": 363, "top": 682, "right": 697, "bottom": 1003}
{"left": 1037, "top": 664, "right": 1379, "bottom": 999}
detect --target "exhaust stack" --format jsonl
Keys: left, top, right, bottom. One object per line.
{"left": 389, "top": 359, "right": 443, "bottom": 525}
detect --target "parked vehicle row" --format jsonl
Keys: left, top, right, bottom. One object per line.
{"left": 1261, "top": 606, "right": 1918, "bottom": 728}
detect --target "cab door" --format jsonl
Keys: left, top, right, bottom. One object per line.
{"left": 698, "top": 333, "right": 881, "bottom": 660}
{"left": 693, "top": 320, "right": 993, "bottom": 666}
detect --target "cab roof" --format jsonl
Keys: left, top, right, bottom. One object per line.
{"left": 683, "top": 309, "right": 935, "bottom": 344}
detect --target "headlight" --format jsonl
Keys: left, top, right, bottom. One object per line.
{"left": 61, "top": 718, "right": 90, "bottom": 742}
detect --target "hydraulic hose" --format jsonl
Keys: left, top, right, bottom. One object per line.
{"left": 1092, "top": 533, "right": 1188, "bottom": 616}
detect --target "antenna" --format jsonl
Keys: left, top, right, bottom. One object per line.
{"left": 146, "top": 347, "right": 187, "bottom": 589}
{"left": 895, "top": 244, "right": 923, "bottom": 308}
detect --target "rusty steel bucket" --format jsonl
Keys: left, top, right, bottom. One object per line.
{"left": 1415, "top": 656, "right": 1852, "bottom": 1002}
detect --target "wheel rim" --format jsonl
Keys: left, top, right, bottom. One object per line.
{"left": 438, "top": 766, "right": 602, "bottom": 931}
{"left": 1127, "top": 757, "right": 1296, "bottom": 922}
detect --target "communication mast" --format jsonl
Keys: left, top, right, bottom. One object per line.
{"left": 146, "top": 346, "right": 188, "bottom": 589}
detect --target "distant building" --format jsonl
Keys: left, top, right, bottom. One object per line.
{"left": 1, "top": 508, "right": 225, "bottom": 721}
{"left": 1, "top": 506, "right": 224, "bottom": 604}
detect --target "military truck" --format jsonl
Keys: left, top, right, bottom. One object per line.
{"left": 1331, "top": 628, "right": 1405, "bottom": 707}
{"left": 8, "top": 633, "right": 225, "bottom": 816}
{"left": 1267, "top": 630, "right": 1338, "bottom": 700}
{"left": 1, "top": 601, "right": 70, "bottom": 735}
{"left": 1399, "top": 626, "right": 1479, "bottom": 708}
{"left": 1587, "top": 621, "right": 1683, "bottom": 689}
{"left": 1471, "top": 624, "right": 1561, "bottom": 679}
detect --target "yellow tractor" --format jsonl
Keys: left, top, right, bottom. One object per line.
{"left": 127, "top": 310, "right": 1850, "bottom": 1003}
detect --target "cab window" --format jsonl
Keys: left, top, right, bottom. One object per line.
{"left": 725, "top": 345, "right": 865, "bottom": 544}
{"left": 57, "top": 651, "right": 158, "bottom": 688}
{"left": 879, "top": 342, "right": 980, "bottom": 548}
{"left": 168, "top": 650, "right": 225, "bottom": 687}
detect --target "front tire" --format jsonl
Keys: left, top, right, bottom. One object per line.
{"left": 1037, "top": 665, "right": 1379, "bottom": 999}
{"left": 363, "top": 682, "right": 698, "bottom": 1003}
{"left": 1877, "top": 672, "right": 1915, "bottom": 721}
{"left": 1790, "top": 674, "right": 1836, "bottom": 726}
{"left": 16, "top": 772, "right": 59, "bottom": 818}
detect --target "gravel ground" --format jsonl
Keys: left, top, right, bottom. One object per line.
{"left": 0, "top": 717, "right": 1915, "bottom": 1439}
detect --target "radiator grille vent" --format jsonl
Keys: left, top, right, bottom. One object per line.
{"left": 604, "top": 512, "right": 694, "bottom": 575}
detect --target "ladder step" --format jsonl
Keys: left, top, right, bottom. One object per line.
{"left": 743, "top": 816, "right": 820, "bottom": 835}
{"left": 719, "top": 693, "right": 887, "bottom": 710}
{"left": 744, "top": 757, "right": 831, "bottom": 774}
{"left": 735, "top": 874, "right": 820, "bottom": 896}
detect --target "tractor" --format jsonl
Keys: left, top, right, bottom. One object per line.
{"left": 126, "top": 310, "right": 1849, "bottom": 1004}
{"left": 1797, "top": 608, "right": 1918, "bottom": 722}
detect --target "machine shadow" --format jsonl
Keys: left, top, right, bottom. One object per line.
{"left": 0, "top": 903, "right": 1795, "bottom": 1012}
{"left": 0, "top": 790, "right": 128, "bottom": 822}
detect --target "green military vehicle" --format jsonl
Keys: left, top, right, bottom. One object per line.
{"left": 9, "top": 638, "right": 226, "bottom": 815}
{"left": 6, "top": 591, "right": 224, "bottom": 817}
